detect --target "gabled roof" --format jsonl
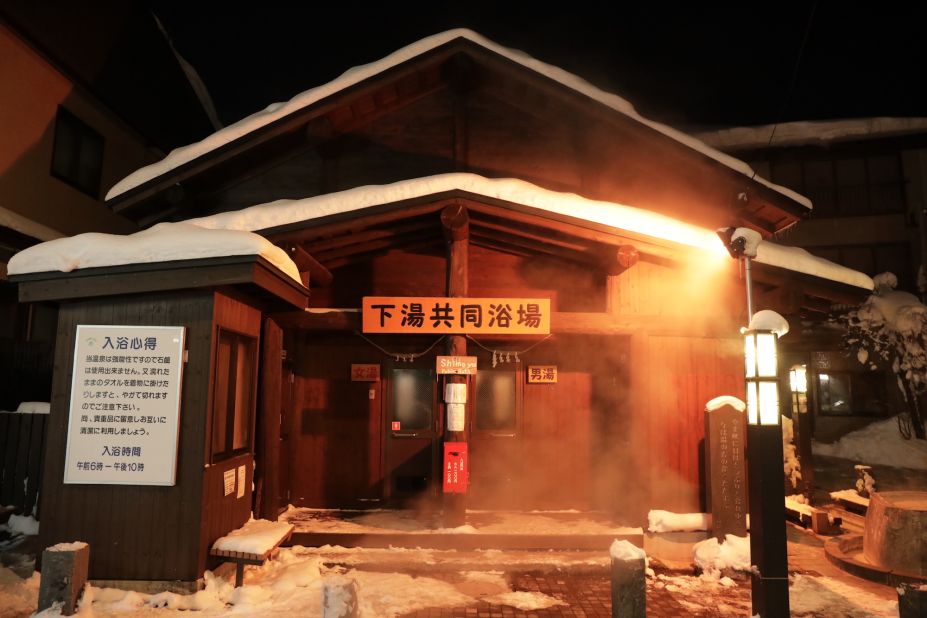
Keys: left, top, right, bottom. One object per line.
{"left": 105, "top": 29, "right": 811, "bottom": 223}
{"left": 187, "top": 173, "right": 872, "bottom": 291}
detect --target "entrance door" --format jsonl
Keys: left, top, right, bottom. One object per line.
{"left": 384, "top": 360, "right": 439, "bottom": 505}
{"left": 469, "top": 362, "right": 522, "bottom": 509}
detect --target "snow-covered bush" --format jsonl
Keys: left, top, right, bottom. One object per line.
{"left": 836, "top": 272, "right": 926, "bottom": 438}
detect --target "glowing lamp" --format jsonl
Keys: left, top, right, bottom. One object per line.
{"left": 744, "top": 329, "right": 780, "bottom": 425}
{"left": 789, "top": 364, "right": 808, "bottom": 416}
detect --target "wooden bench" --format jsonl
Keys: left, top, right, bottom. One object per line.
{"left": 210, "top": 522, "right": 294, "bottom": 587}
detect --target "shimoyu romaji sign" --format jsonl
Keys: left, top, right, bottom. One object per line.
{"left": 362, "top": 297, "right": 550, "bottom": 334}
{"left": 64, "top": 325, "right": 186, "bottom": 486}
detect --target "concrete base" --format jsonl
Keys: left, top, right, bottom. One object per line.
{"left": 38, "top": 544, "right": 89, "bottom": 616}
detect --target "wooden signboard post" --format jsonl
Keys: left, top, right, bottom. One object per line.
{"left": 705, "top": 402, "right": 748, "bottom": 539}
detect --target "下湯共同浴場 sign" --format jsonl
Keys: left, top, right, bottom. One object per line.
{"left": 363, "top": 297, "right": 550, "bottom": 334}
{"left": 63, "top": 325, "right": 185, "bottom": 486}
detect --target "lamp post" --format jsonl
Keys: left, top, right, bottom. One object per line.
{"left": 743, "top": 328, "right": 790, "bottom": 617}
{"left": 719, "top": 227, "right": 790, "bottom": 617}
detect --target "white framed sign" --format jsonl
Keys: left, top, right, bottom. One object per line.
{"left": 63, "top": 325, "right": 186, "bottom": 485}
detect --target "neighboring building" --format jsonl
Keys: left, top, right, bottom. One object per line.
{"left": 0, "top": 9, "right": 214, "bottom": 409}
{"left": 698, "top": 119, "right": 927, "bottom": 470}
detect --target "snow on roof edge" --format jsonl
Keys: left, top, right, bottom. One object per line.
{"left": 696, "top": 117, "right": 927, "bottom": 151}
{"left": 104, "top": 29, "right": 810, "bottom": 210}
{"left": 187, "top": 172, "right": 869, "bottom": 290}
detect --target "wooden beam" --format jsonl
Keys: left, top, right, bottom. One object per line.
{"left": 470, "top": 228, "right": 596, "bottom": 265}
{"left": 322, "top": 238, "right": 444, "bottom": 270}
{"left": 304, "top": 219, "right": 437, "bottom": 254}
{"left": 280, "top": 243, "right": 333, "bottom": 287}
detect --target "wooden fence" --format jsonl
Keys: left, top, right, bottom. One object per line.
{"left": 0, "top": 410, "right": 47, "bottom": 517}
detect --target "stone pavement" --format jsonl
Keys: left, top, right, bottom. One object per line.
{"left": 398, "top": 568, "right": 754, "bottom": 617}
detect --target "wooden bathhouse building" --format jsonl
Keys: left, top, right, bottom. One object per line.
{"left": 10, "top": 30, "right": 874, "bottom": 586}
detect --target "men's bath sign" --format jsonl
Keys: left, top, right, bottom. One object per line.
{"left": 63, "top": 325, "right": 186, "bottom": 485}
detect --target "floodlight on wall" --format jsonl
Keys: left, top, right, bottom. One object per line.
{"left": 744, "top": 328, "right": 780, "bottom": 425}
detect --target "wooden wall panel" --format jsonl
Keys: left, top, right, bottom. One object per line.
{"left": 632, "top": 334, "right": 743, "bottom": 513}
{"left": 289, "top": 333, "right": 385, "bottom": 506}
{"left": 40, "top": 291, "right": 213, "bottom": 582}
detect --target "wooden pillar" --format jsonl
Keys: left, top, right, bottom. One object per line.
{"left": 442, "top": 203, "right": 468, "bottom": 527}
{"left": 257, "top": 318, "right": 283, "bottom": 520}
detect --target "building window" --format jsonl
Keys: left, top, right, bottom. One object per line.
{"left": 211, "top": 328, "right": 257, "bottom": 461}
{"left": 475, "top": 368, "right": 517, "bottom": 431}
{"left": 815, "top": 371, "right": 890, "bottom": 417}
{"left": 390, "top": 368, "right": 433, "bottom": 431}
{"left": 50, "top": 107, "right": 104, "bottom": 197}
{"left": 769, "top": 152, "right": 905, "bottom": 217}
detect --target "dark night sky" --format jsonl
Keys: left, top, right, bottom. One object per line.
{"left": 153, "top": 3, "right": 927, "bottom": 131}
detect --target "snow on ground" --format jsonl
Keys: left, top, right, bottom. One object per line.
{"left": 281, "top": 506, "right": 642, "bottom": 536}
{"left": 5, "top": 515, "right": 39, "bottom": 536}
{"left": 483, "top": 591, "right": 566, "bottom": 611}
{"left": 692, "top": 534, "right": 751, "bottom": 576}
{"left": 647, "top": 509, "right": 710, "bottom": 533}
{"left": 6, "top": 222, "right": 301, "bottom": 284}
{"left": 813, "top": 417, "right": 927, "bottom": 470}
{"left": 105, "top": 29, "right": 808, "bottom": 209}
{"left": 790, "top": 574, "right": 898, "bottom": 618}
{"left": 0, "top": 568, "right": 39, "bottom": 618}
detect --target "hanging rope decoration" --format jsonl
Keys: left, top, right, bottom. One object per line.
{"left": 466, "top": 334, "right": 553, "bottom": 367}
{"left": 354, "top": 332, "right": 446, "bottom": 362}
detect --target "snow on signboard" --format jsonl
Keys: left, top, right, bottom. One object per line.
{"left": 64, "top": 325, "right": 185, "bottom": 486}
{"left": 104, "top": 29, "right": 809, "bottom": 210}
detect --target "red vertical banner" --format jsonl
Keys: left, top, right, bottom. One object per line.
{"left": 443, "top": 442, "right": 468, "bottom": 494}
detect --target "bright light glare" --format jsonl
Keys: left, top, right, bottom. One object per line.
{"left": 789, "top": 365, "right": 807, "bottom": 393}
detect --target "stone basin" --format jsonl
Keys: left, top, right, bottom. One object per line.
{"left": 863, "top": 491, "right": 927, "bottom": 576}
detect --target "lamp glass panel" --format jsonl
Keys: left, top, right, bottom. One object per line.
{"left": 756, "top": 332, "right": 778, "bottom": 378}
{"left": 759, "top": 380, "right": 780, "bottom": 425}
{"left": 790, "top": 365, "right": 808, "bottom": 393}
{"left": 746, "top": 380, "right": 759, "bottom": 425}
{"left": 744, "top": 334, "right": 757, "bottom": 379}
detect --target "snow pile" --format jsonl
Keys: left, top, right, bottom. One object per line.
{"left": 842, "top": 278, "right": 927, "bottom": 398}
{"left": 782, "top": 416, "right": 802, "bottom": 489}
{"left": 609, "top": 539, "right": 646, "bottom": 562}
{"left": 0, "top": 568, "right": 40, "bottom": 617}
{"left": 790, "top": 574, "right": 898, "bottom": 617}
{"left": 189, "top": 173, "right": 727, "bottom": 256}
{"left": 855, "top": 465, "right": 876, "bottom": 496}
{"left": 813, "top": 417, "right": 927, "bottom": 470}
{"left": 749, "top": 309, "right": 789, "bottom": 337}
{"left": 647, "top": 510, "right": 711, "bottom": 533}
{"left": 47, "top": 541, "right": 87, "bottom": 552}
{"left": 15, "top": 401, "right": 49, "bottom": 414}
{"left": 6, "top": 514, "right": 39, "bottom": 536}
{"left": 7, "top": 222, "right": 301, "bottom": 284}
{"left": 697, "top": 117, "right": 927, "bottom": 151}
{"left": 755, "top": 242, "right": 873, "bottom": 290}
{"left": 483, "top": 591, "right": 566, "bottom": 611}
{"left": 105, "top": 29, "right": 807, "bottom": 209}
{"left": 873, "top": 272, "right": 898, "bottom": 292}
{"left": 322, "top": 575, "right": 357, "bottom": 617}
{"left": 692, "top": 534, "right": 751, "bottom": 576}
{"left": 785, "top": 496, "right": 814, "bottom": 517}
{"left": 212, "top": 519, "right": 294, "bottom": 554}
{"left": 705, "top": 395, "right": 745, "bottom": 412}
{"left": 829, "top": 489, "right": 870, "bottom": 508}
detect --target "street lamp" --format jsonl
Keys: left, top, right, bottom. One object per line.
{"left": 743, "top": 327, "right": 790, "bottom": 617}
{"left": 719, "top": 227, "right": 790, "bottom": 618}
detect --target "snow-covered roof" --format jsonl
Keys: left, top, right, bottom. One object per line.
{"left": 696, "top": 117, "right": 927, "bottom": 151}
{"left": 105, "top": 29, "right": 810, "bottom": 210}
{"left": 6, "top": 222, "right": 302, "bottom": 283}
{"left": 187, "top": 172, "right": 871, "bottom": 290}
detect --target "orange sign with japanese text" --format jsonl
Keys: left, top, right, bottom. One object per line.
{"left": 350, "top": 364, "right": 380, "bottom": 381}
{"left": 362, "top": 297, "right": 550, "bottom": 334}
{"left": 527, "top": 365, "right": 558, "bottom": 383}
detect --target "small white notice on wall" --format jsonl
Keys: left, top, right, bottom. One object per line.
{"left": 236, "top": 465, "right": 246, "bottom": 499}
{"left": 223, "top": 469, "right": 235, "bottom": 496}
{"left": 444, "top": 382, "right": 467, "bottom": 404}
{"left": 447, "top": 403, "right": 466, "bottom": 431}
{"left": 64, "top": 325, "right": 186, "bottom": 485}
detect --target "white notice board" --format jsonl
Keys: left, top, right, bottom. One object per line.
{"left": 64, "top": 325, "right": 186, "bottom": 485}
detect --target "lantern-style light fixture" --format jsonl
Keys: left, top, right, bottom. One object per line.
{"left": 789, "top": 364, "right": 808, "bottom": 416}
{"left": 744, "top": 328, "right": 780, "bottom": 425}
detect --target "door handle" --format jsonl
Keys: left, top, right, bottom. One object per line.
{"left": 490, "top": 432, "right": 516, "bottom": 438}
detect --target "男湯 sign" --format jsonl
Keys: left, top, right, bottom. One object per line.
{"left": 63, "top": 325, "right": 186, "bottom": 486}
{"left": 363, "top": 297, "right": 550, "bottom": 334}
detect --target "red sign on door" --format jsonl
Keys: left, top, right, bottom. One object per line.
{"left": 443, "top": 442, "right": 468, "bottom": 494}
